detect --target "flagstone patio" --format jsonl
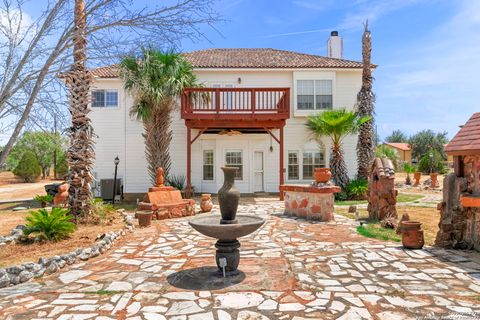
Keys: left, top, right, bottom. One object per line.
{"left": 1, "top": 201, "right": 480, "bottom": 320}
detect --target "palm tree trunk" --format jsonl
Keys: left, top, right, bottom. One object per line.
{"left": 356, "top": 21, "right": 375, "bottom": 180}
{"left": 330, "top": 144, "right": 349, "bottom": 189}
{"left": 143, "top": 106, "right": 172, "bottom": 184}
{"left": 65, "top": 0, "right": 94, "bottom": 217}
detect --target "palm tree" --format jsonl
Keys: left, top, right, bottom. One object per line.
{"left": 306, "top": 109, "right": 371, "bottom": 189}
{"left": 65, "top": 0, "right": 95, "bottom": 217}
{"left": 119, "top": 48, "right": 199, "bottom": 183}
{"left": 356, "top": 21, "right": 376, "bottom": 180}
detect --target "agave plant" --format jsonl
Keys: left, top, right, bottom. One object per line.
{"left": 24, "top": 208, "right": 76, "bottom": 241}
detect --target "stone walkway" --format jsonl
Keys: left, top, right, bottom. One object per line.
{"left": 1, "top": 202, "right": 480, "bottom": 319}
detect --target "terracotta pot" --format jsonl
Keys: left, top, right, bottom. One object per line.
{"left": 137, "top": 210, "right": 153, "bottom": 227}
{"left": 401, "top": 221, "right": 424, "bottom": 249}
{"left": 218, "top": 167, "right": 240, "bottom": 224}
{"left": 314, "top": 168, "right": 332, "bottom": 183}
{"left": 413, "top": 172, "right": 421, "bottom": 186}
{"left": 200, "top": 193, "right": 213, "bottom": 212}
{"left": 430, "top": 173, "right": 438, "bottom": 188}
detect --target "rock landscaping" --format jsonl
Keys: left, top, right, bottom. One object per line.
{"left": 0, "top": 210, "right": 135, "bottom": 289}
{"left": 0, "top": 202, "right": 479, "bottom": 319}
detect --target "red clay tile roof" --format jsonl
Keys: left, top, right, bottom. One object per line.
{"left": 445, "top": 112, "right": 480, "bottom": 155}
{"left": 90, "top": 48, "right": 366, "bottom": 78}
{"left": 383, "top": 143, "right": 411, "bottom": 151}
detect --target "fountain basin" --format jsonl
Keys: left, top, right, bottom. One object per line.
{"left": 189, "top": 214, "right": 265, "bottom": 241}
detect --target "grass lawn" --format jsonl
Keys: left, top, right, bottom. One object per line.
{"left": 357, "top": 223, "right": 401, "bottom": 242}
{"left": 335, "top": 193, "right": 423, "bottom": 206}
{"left": 336, "top": 205, "right": 440, "bottom": 245}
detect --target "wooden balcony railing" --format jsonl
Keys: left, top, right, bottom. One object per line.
{"left": 181, "top": 87, "right": 290, "bottom": 120}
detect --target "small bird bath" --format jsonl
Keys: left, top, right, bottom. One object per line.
{"left": 189, "top": 167, "right": 265, "bottom": 276}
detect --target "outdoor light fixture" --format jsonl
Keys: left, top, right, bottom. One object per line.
{"left": 112, "top": 156, "right": 120, "bottom": 207}
{"left": 237, "top": 77, "right": 242, "bottom": 84}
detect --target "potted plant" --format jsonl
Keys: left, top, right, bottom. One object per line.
{"left": 34, "top": 194, "right": 54, "bottom": 208}
{"left": 403, "top": 163, "right": 416, "bottom": 186}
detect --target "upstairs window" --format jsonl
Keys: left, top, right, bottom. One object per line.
{"left": 203, "top": 150, "right": 214, "bottom": 181}
{"left": 297, "top": 80, "right": 332, "bottom": 110}
{"left": 92, "top": 90, "right": 118, "bottom": 108}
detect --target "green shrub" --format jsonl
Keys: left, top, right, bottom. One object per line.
{"left": 34, "top": 194, "right": 54, "bottom": 207}
{"left": 24, "top": 208, "right": 76, "bottom": 241}
{"left": 403, "top": 163, "right": 417, "bottom": 185}
{"left": 418, "top": 149, "right": 446, "bottom": 174}
{"left": 345, "top": 179, "right": 368, "bottom": 200}
{"left": 13, "top": 151, "right": 41, "bottom": 182}
{"left": 335, "top": 190, "right": 349, "bottom": 201}
{"left": 55, "top": 152, "right": 69, "bottom": 179}
{"left": 375, "top": 145, "right": 399, "bottom": 169}
{"left": 166, "top": 174, "right": 186, "bottom": 191}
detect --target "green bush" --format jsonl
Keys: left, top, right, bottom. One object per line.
{"left": 345, "top": 179, "right": 368, "bottom": 200}
{"left": 81, "top": 198, "right": 115, "bottom": 225}
{"left": 418, "top": 149, "right": 446, "bottom": 174}
{"left": 55, "top": 152, "right": 69, "bottom": 179}
{"left": 24, "top": 208, "right": 76, "bottom": 241}
{"left": 334, "top": 190, "right": 349, "bottom": 201}
{"left": 34, "top": 194, "right": 54, "bottom": 207}
{"left": 13, "top": 151, "right": 41, "bottom": 182}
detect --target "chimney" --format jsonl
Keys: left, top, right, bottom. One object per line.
{"left": 327, "top": 31, "right": 343, "bottom": 59}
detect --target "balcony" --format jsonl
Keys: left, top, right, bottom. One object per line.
{"left": 181, "top": 87, "right": 290, "bottom": 122}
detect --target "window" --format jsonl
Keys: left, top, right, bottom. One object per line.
{"left": 203, "top": 150, "right": 214, "bottom": 181}
{"left": 303, "top": 151, "right": 325, "bottom": 179}
{"left": 225, "top": 150, "right": 243, "bottom": 180}
{"left": 92, "top": 90, "right": 118, "bottom": 108}
{"left": 288, "top": 151, "right": 299, "bottom": 180}
{"left": 297, "top": 80, "right": 332, "bottom": 110}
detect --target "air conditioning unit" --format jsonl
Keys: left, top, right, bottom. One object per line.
{"left": 100, "top": 179, "right": 122, "bottom": 200}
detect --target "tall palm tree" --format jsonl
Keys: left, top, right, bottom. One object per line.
{"left": 119, "top": 48, "right": 199, "bottom": 183}
{"left": 306, "top": 109, "right": 371, "bottom": 189}
{"left": 65, "top": 0, "right": 95, "bottom": 217}
{"left": 356, "top": 21, "right": 376, "bottom": 180}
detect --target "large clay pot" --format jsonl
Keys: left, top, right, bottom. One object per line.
{"left": 218, "top": 167, "right": 240, "bottom": 224}
{"left": 430, "top": 173, "right": 438, "bottom": 188}
{"left": 413, "top": 172, "right": 421, "bottom": 186}
{"left": 314, "top": 168, "right": 331, "bottom": 183}
{"left": 137, "top": 210, "right": 153, "bottom": 228}
{"left": 401, "top": 221, "right": 424, "bottom": 249}
{"left": 200, "top": 194, "right": 213, "bottom": 212}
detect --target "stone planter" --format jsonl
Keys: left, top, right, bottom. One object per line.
{"left": 314, "top": 168, "right": 332, "bottom": 183}
{"left": 136, "top": 210, "right": 153, "bottom": 228}
{"left": 401, "top": 221, "right": 424, "bottom": 249}
{"left": 200, "top": 194, "right": 213, "bottom": 212}
{"left": 218, "top": 167, "right": 240, "bottom": 224}
{"left": 430, "top": 173, "right": 438, "bottom": 188}
{"left": 413, "top": 172, "right": 421, "bottom": 186}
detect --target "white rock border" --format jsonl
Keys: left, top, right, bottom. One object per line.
{"left": 0, "top": 209, "right": 135, "bottom": 288}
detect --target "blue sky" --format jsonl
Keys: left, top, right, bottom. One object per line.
{"left": 177, "top": 0, "right": 479, "bottom": 140}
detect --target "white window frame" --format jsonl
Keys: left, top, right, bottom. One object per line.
{"left": 302, "top": 150, "right": 326, "bottom": 180}
{"left": 91, "top": 89, "right": 119, "bottom": 108}
{"left": 225, "top": 149, "right": 243, "bottom": 180}
{"left": 287, "top": 150, "right": 300, "bottom": 181}
{"left": 293, "top": 71, "right": 336, "bottom": 117}
{"left": 202, "top": 149, "right": 215, "bottom": 181}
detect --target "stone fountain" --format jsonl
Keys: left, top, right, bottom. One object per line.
{"left": 189, "top": 167, "right": 265, "bottom": 275}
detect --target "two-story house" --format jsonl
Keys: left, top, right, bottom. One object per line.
{"left": 89, "top": 31, "right": 368, "bottom": 201}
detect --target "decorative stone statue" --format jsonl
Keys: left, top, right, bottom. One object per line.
{"left": 200, "top": 194, "right": 213, "bottom": 212}
{"left": 54, "top": 183, "right": 69, "bottom": 207}
{"left": 156, "top": 167, "right": 165, "bottom": 187}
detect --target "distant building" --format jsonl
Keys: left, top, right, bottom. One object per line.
{"left": 381, "top": 143, "right": 411, "bottom": 162}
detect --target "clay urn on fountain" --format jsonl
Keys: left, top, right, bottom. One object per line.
{"left": 189, "top": 167, "right": 265, "bottom": 276}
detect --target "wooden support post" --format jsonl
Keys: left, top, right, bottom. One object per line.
{"left": 279, "top": 126, "right": 284, "bottom": 201}
{"left": 186, "top": 126, "right": 192, "bottom": 198}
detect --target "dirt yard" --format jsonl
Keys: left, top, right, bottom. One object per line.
{"left": 0, "top": 171, "right": 60, "bottom": 201}
{"left": 0, "top": 208, "right": 127, "bottom": 268}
